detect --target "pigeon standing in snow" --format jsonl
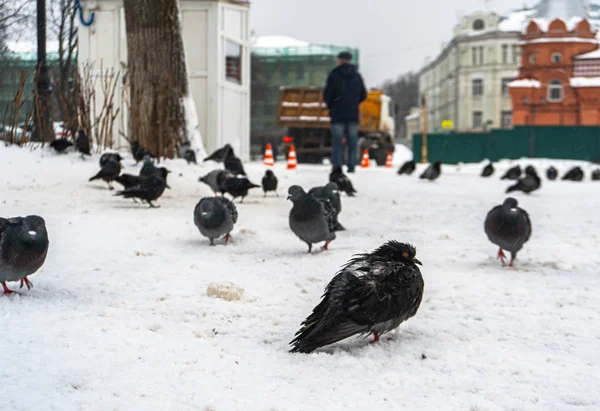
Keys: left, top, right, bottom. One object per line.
{"left": 75, "top": 131, "right": 91, "bottom": 158}
{"left": 484, "top": 197, "right": 531, "bottom": 267}
{"left": 546, "top": 166, "right": 558, "bottom": 181}
{"left": 224, "top": 147, "right": 246, "bottom": 176}
{"left": 397, "top": 160, "right": 416, "bottom": 176}
{"left": 115, "top": 175, "right": 167, "bottom": 208}
{"left": 89, "top": 158, "right": 122, "bottom": 189}
{"left": 308, "top": 183, "right": 344, "bottom": 231}
{"left": 180, "top": 141, "right": 197, "bottom": 164}
{"left": 562, "top": 166, "right": 584, "bottom": 182}
{"left": 261, "top": 170, "right": 278, "bottom": 197}
{"left": 592, "top": 169, "right": 600, "bottom": 181}
{"left": 481, "top": 163, "right": 494, "bottom": 177}
{"left": 223, "top": 177, "right": 260, "bottom": 202}
{"left": 419, "top": 160, "right": 442, "bottom": 181}
{"left": 203, "top": 144, "right": 232, "bottom": 163}
{"left": 288, "top": 185, "right": 336, "bottom": 253}
{"left": 49, "top": 138, "right": 73, "bottom": 153}
{"left": 199, "top": 169, "right": 233, "bottom": 196}
{"left": 501, "top": 165, "right": 521, "bottom": 180}
{"left": 99, "top": 152, "right": 123, "bottom": 168}
{"left": 193, "top": 197, "right": 238, "bottom": 245}
{"left": 130, "top": 140, "right": 152, "bottom": 163}
{"left": 289, "top": 241, "right": 424, "bottom": 353}
{"left": 506, "top": 166, "right": 541, "bottom": 194}
{"left": 330, "top": 166, "right": 357, "bottom": 197}
{"left": 0, "top": 215, "right": 49, "bottom": 295}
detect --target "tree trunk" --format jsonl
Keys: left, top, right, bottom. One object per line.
{"left": 123, "top": 0, "right": 203, "bottom": 159}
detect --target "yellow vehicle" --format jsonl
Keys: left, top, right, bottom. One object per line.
{"left": 277, "top": 87, "right": 395, "bottom": 164}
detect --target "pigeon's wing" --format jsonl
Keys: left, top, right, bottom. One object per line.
{"left": 218, "top": 197, "right": 238, "bottom": 224}
{"left": 318, "top": 199, "right": 337, "bottom": 234}
{"left": 520, "top": 208, "right": 532, "bottom": 243}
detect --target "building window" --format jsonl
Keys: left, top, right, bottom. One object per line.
{"left": 472, "top": 46, "right": 484, "bottom": 65}
{"left": 512, "top": 45, "right": 520, "bottom": 63}
{"left": 473, "top": 19, "right": 485, "bottom": 30}
{"left": 502, "top": 44, "right": 508, "bottom": 63}
{"left": 551, "top": 52, "right": 562, "bottom": 64}
{"left": 548, "top": 80, "right": 563, "bottom": 102}
{"left": 472, "top": 47, "right": 477, "bottom": 66}
{"left": 225, "top": 40, "right": 242, "bottom": 84}
{"left": 501, "top": 78, "right": 512, "bottom": 96}
{"left": 501, "top": 111, "right": 512, "bottom": 128}
{"left": 472, "top": 79, "right": 484, "bottom": 97}
{"left": 479, "top": 46, "right": 484, "bottom": 64}
{"left": 296, "top": 64, "right": 304, "bottom": 80}
{"left": 472, "top": 111, "right": 483, "bottom": 128}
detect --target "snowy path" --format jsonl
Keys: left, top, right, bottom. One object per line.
{"left": 1, "top": 145, "right": 599, "bottom": 411}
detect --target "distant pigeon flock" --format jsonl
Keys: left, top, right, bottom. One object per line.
{"left": 420, "top": 160, "right": 442, "bottom": 181}
{"left": 506, "top": 166, "right": 541, "bottom": 194}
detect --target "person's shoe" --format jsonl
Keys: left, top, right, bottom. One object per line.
{"left": 347, "top": 168, "right": 355, "bottom": 173}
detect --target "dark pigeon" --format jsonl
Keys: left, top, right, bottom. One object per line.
{"left": 484, "top": 197, "right": 532, "bottom": 267}
{"left": 99, "top": 152, "right": 123, "bottom": 168}
{"left": 139, "top": 156, "right": 156, "bottom": 178}
{"left": 131, "top": 140, "right": 151, "bottom": 163}
{"left": 546, "top": 166, "right": 558, "bottom": 181}
{"left": 308, "top": 183, "right": 344, "bottom": 231}
{"left": 75, "top": 130, "right": 91, "bottom": 157}
{"left": 115, "top": 175, "right": 167, "bottom": 208}
{"left": 289, "top": 241, "right": 424, "bottom": 353}
{"left": 115, "top": 174, "right": 143, "bottom": 189}
{"left": 562, "top": 166, "right": 584, "bottom": 182}
{"left": 501, "top": 165, "right": 522, "bottom": 180}
{"left": 89, "top": 159, "right": 122, "bottom": 189}
{"left": 199, "top": 169, "right": 234, "bottom": 196}
{"left": 419, "top": 160, "right": 442, "bottom": 181}
{"left": 224, "top": 147, "right": 246, "bottom": 176}
{"left": 193, "top": 197, "right": 238, "bottom": 245}
{"left": 330, "top": 166, "right": 357, "bottom": 197}
{"left": 203, "top": 144, "right": 232, "bottom": 163}
{"left": 0, "top": 215, "right": 49, "bottom": 295}
{"left": 288, "top": 185, "right": 336, "bottom": 253}
{"left": 481, "top": 163, "right": 494, "bottom": 177}
{"left": 261, "top": 170, "right": 278, "bottom": 197}
{"left": 506, "top": 166, "right": 541, "bottom": 194}
{"left": 49, "top": 138, "right": 73, "bottom": 153}
{"left": 592, "top": 169, "right": 600, "bottom": 181}
{"left": 397, "top": 160, "right": 416, "bottom": 176}
{"left": 223, "top": 177, "right": 260, "bottom": 202}
{"left": 180, "top": 141, "right": 197, "bottom": 164}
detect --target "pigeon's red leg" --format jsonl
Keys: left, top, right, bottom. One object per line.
{"left": 307, "top": 244, "right": 312, "bottom": 254}
{"left": 225, "top": 233, "right": 232, "bottom": 243}
{"left": 2, "top": 282, "right": 16, "bottom": 296}
{"left": 19, "top": 277, "right": 33, "bottom": 290}
{"left": 322, "top": 241, "right": 330, "bottom": 251}
{"left": 509, "top": 256, "right": 515, "bottom": 267}
{"left": 369, "top": 333, "right": 380, "bottom": 344}
{"left": 497, "top": 248, "right": 506, "bottom": 265}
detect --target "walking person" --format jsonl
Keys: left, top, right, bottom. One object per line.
{"left": 323, "top": 51, "right": 367, "bottom": 173}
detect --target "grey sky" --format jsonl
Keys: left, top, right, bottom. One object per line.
{"left": 250, "top": 0, "right": 528, "bottom": 86}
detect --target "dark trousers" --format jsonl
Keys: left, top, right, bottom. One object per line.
{"left": 331, "top": 122, "right": 358, "bottom": 171}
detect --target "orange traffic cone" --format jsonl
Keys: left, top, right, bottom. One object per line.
{"left": 385, "top": 152, "right": 393, "bottom": 168}
{"left": 264, "top": 143, "right": 275, "bottom": 167}
{"left": 360, "top": 150, "right": 370, "bottom": 168}
{"left": 287, "top": 145, "right": 298, "bottom": 170}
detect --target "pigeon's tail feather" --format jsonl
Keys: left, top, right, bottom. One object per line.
{"left": 290, "top": 321, "right": 365, "bottom": 354}
{"left": 89, "top": 174, "right": 100, "bottom": 182}
{"left": 506, "top": 184, "right": 518, "bottom": 193}
{"left": 334, "top": 222, "right": 345, "bottom": 231}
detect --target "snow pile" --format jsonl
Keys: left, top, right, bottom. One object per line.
{"left": 499, "top": 8, "right": 536, "bottom": 32}
{"left": 570, "top": 77, "right": 600, "bottom": 87}
{"left": 207, "top": 282, "right": 245, "bottom": 301}
{"left": 509, "top": 79, "right": 541, "bottom": 88}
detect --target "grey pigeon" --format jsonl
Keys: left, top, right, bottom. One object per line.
{"left": 89, "top": 159, "right": 122, "bottom": 189}
{"left": 262, "top": 170, "right": 278, "bottom": 197}
{"left": 592, "top": 169, "right": 600, "bottom": 181}
{"left": 308, "top": 183, "right": 344, "bottom": 231}
{"left": 289, "top": 241, "right": 424, "bottom": 353}
{"left": 199, "top": 169, "right": 234, "bottom": 196}
{"left": 180, "top": 141, "right": 197, "bottom": 164}
{"left": 397, "top": 160, "right": 416, "bottom": 175}
{"left": 329, "top": 166, "right": 357, "bottom": 197}
{"left": 419, "top": 160, "right": 442, "bottom": 181}
{"left": 194, "top": 197, "right": 238, "bottom": 245}
{"left": 546, "top": 166, "right": 558, "bottom": 181}
{"left": 224, "top": 147, "right": 246, "bottom": 176}
{"left": 0, "top": 216, "right": 49, "bottom": 295}
{"left": 501, "top": 165, "right": 521, "bottom": 180}
{"left": 481, "top": 163, "right": 494, "bottom": 177}
{"left": 288, "top": 185, "right": 336, "bottom": 253}
{"left": 562, "top": 166, "right": 584, "bottom": 182}
{"left": 204, "top": 144, "right": 232, "bottom": 163}
{"left": 115, "top": 175, "right": 167, "bottom": 208}
{"left": 506, "top": 166, "right": 541, "bottom": 194}
{"left": 99, "top": 152, "right": 123, "bottom": 167}
{"left": 484, "top": 197, "right": 532, "bottom": 266}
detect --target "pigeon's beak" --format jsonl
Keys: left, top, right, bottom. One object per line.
{"left": 287, "top": 195, "right": 292, "bottom": 201}
{"left": 413, "top": 258, "right": 422, "bottom": 266}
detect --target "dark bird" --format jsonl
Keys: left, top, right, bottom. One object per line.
{"left": 99, "top": 152, "right": 123, "bottom": 168}
{"left": 501, "top": 165, "right": 522, "bottom": 180}
{"left": 180, "top": 141, "right": 197, "bottom": 164}
{"left": 49, "top": 138, "right": 73, "bottom": 153}
{"left": 203, "top": 144, "right": 232, "bottom": 163}
{"left": 506, "top": 166, "right": 541, "bottom": 194}
{"left": 130, "top": 140, "right": 151, "bottom": 163}
{"left": 546, "top": 166, "right": 558, "bottom": 181}
{"left": 484, "top": 197, "right": 531, "bottom": 267}
{"left": 562, "top": 166, "right": 584, "bottom": 182}
{"left": 419, "top": 160, "right": 442, "bottom": 181}
{"left": 75, "top": 130, "right": 91, "bottom": 157}
{"left": 115, "top": 175, "right": 167, "bottom": 208}
{"left": 592, "top": 169, "right": 600, "bottom": 181}
{"left": 481, "top": 162, "right": 494, "bottom": 177}
{"left": 262, "top": 170, "right": 278, "bottom": 197}
{"left": 308, "top": 183, "right": 344, "bottom": 231}
{"left": 329, "top": 166, "right": 357, "bottom": 197}
{"left": 223, "top": 177, "right": 260, "bottom": 202}
{"left": 153, "top": 167, "right": 171, "bottom": 189}
{"left": 193, "top": 197, "right": 238, "bottom": 245}
{"left": 397, "top": 160, "right": 416, "bottom": 175}
{"left": 139, "top": 156, "right": 156, "bottom": 178}
{"left": 115, "top": 174, "right": 143, "bottom": 189}
{"left": 288, "top": 185, "right": 336, "bottom": 253}
{"left": 224, "top": 147, "right": 246, "bottom": 176}
{"left": 89, "top": 159, "right": 122, "bottom": 189}
{"left": 0, "top": 215, "right": 49, "bottom": 295}
{"left": 199, "top": 169, "right": 234, "bottom": 196}
{"left": 289, "top": 241, "right": 424, "bottom": 353}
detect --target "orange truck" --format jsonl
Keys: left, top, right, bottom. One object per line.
{"left": 277, "top": 87, "right": 396, "bottom": 164}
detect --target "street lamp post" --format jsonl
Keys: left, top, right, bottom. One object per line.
{"left": 32, "top": 0, "right": 54, "bottom": 142}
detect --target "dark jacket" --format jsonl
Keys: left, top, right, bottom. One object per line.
{"left": 323, "top": 63, "right": 367, "bottom": 124}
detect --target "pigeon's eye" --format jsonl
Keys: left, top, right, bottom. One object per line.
{"left": 402, "top": 252, "right": 409, "bottom": 258}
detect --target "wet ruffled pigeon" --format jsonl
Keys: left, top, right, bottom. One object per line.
{"left": 484, "top": 197, "right": 531, "bottom": 267}
{"left": 262, "top": 170, "right": 278, "bottom": 197}
{"left": 0, "top": 216, "right": 49, "bottom": 295}
{"left": 330, "top": 166, "right": 357, "bottom": 197}
{"left": 481, "top": 162, "right": 494, "bottom": 177}
{"left": 419, "top": 160, "right": 442, "bottom": 181}
{"left": 308, "top": 183, "right": 344, "bottom": 231}
{"left": 546, "top": 166, "right": 558, "bottom": 181}
{"left": 289, "top": 241, "right": 424, "bottom": 353}
{"left": 562, "top": 166, "right": 584, "bottom": 182}
{"left": 194, "top": 197, "right": 238, "bottom": 245}
{"left": 89, "top": 158, "right": 122, "bottom": 189}
{"left": 501, "top": 165, "right": 521, "bottom": 180}
{"left": 397, "top": 160, "right": 416, "bottom": 175}
{"left": 99, "top": 152, "right": 123, "bottom": 168}
{"left": 199, "top": 169, "right": 234, "bottom": 196}
{"left": 506, "top": 166, "right": 541, "bottom": 194}
{"left": 288, "top": 185, "right": 336, "bottom": 253}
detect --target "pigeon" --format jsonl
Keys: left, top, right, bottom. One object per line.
{"left": 0, "top": 215, "right": 49, "bottom": 295}
{"left": 199, "top": 169, "right": 234, "bottom": 196}
{"left": 592, "top": 169, "right": 600, "bottom": 181}
{"left": 180, "top": 141, "right": 197, "bottom": 164}
{"left": 288, "top": 185, "right": 336, "bottom": 253}
{"left": 501, "top": 165, "right": 521, "bottom": 180}
{"left": 99, "top": 152, "right": 123, "bottom": 168}
{"left": 131, "top": 140, "right": 151, "bottom": 163}
{"left": 153, "top": 167, "right": 171, "bottom": 189}
{"left": 224, "top": 147, "right": 246, "bottom": 176}
{"left": 89, "top": 159, "right": 122, "bottom": 189}
{"left": 308, "top": 183, "right": 344, "bottom": 231}
{"left": 262, "top": 170, "right": 278, "bottom": 197}
{"left": 223, "top": 177, "right": 260, "bottom": 202}
{"left": 546, "top": 166, "right": 558, "bottom": 181}
{"left": 419, "top": 160, "right": 442, "bottom": 181}
{"left": 139, "top": 156, "right": 156, "bottom": 178}
{"left": 115, "top": 174, "right": 143, "bottom": 189}
{"left": 75, "top": 131, "right": 91, "bottom": 157}
{"left": 481, "top": 163, "right": 494, "bottom": 177}
{"left": 484, "top": 197, "right": 531, "bottom": 267}
{"left": 329, "top": 166, "right": 357, "bottom": 197}
{"left": 49, "top": 138, "right": 73, "bottom": 153}
{"left": 562, "top": 166, "right": 584, "bottom": 182}
{"left": 115, "top": 175, "right": 167, "bottom": 208}
{"left": 204, "top": 144, "right": 232, "bottom": 163}
{"left": 397, "top": 160, "right": 416, "bottom": 175}
{"left": 193, "top": 197, "right": 238, "bottom": 245}
{"left": 506, "top": 166, "right": 541, "bottom": 194}
{"left": 289, "top": 241, "right": 424, "bottom": 353}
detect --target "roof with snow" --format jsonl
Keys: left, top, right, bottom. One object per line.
{"left": 251, "top": 36, "right": 358, "bottom": 58}
{"left": 570, "top": 77, "right": 600, "bottom": 87}
{"left": 508, "top": 79, "right": 542, "bottom": 88}
{"left": 575, "top": 47, "right": 600, "bottom": 59}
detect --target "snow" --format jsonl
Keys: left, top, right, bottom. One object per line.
{"left": 498, "top": 9, "right": 536, "bottom": 32}
{"left": 508, "top": 79, "right": 541, "bottom": 88}
{"left": 569, "top": 77, "right": 600, "bottom": 87}
{"left": 182, "top": 94, "right": 207, "bottom": 160}
{"left": 575, "top": 47, "right": 600, "bottom": 59}
{"left": 252, "top": 36, "right": 309, "bottom": 49}
{"left": 522, "top": 37, "right": 599, "bottom": 44}
{"left": 6, "top": 40, "right": 60, "bottom": 54}
{"left": 1, "top": 145, "right": 600, "bottom": 410}
{"left": 405, "top": 112, "right": 421, "bottom": 121}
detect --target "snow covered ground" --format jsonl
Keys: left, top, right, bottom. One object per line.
{"left": 1, "top": 144, "right": 600, "bottom": 411}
